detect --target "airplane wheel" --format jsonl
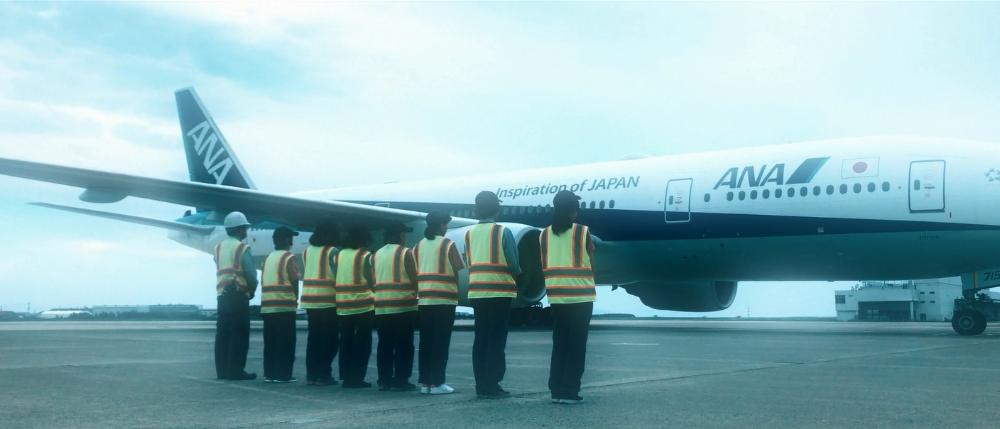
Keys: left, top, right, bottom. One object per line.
{"left": 952, "top": 310, "right": 987, "bottom": 336}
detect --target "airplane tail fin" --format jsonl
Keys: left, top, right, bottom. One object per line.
{"left": 174, "top": 87, "right": 256, "bottom": 190}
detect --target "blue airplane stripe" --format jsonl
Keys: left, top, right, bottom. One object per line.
{"left": 345, "top": 201, "right": 1000, "bottom": 241}
{"left": 786, "top": 157, "right": 829, "bottom": 185}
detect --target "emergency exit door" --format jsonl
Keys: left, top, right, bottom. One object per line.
{"left": 909, "top": 160, "right": 946, "bottom": 213}
{"left": 664, "top": 178, "right": 692, "bottom": 223}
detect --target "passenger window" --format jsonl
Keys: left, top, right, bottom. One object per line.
{"left": 727, "top": 192, "right": 734, "bottom": 201}
{"left": 762, "top": 189, "right": 770, "bottom": 199}
{"left": 599, "top": 200, "right": 606, "bottom": 209}
{"left": 800, "top": 186, "right": 808, "bottom": 196}
{"left": 854, "top": 183, "right": 862, "bottom": 193}
{"left": 812, "top": 186, "right": 821, "bottom": 196}
{"left": 787, "top": 187, "right": 795, "bottom": 197}
{"left": 669, "top": 196, "right": 674, "bottom": 204}
{"left": 882, "top": 182, "right": 890, "bottom": 192}
{"left": 704, "top": 194, "right": 711, "bottom": 203}
{"left": 589, "top": 201, "right": 596, "bottom": 209}
{"left": 826, "top": 185, "right": 834, "bottom": 195}
{"left": 738, "top": 191, "right": 746, "bottom": 201}
{"left": 609, "top": 200, "right": 616, "bottom": 209}
{"left": 913, "top": 180, "right": 921, "bottom": 191}
{"left": 750, "top": 190, "right": 758, "bottom": 200}
{"left": 775, "top": 188, "right": 783, "bottom": 198}
{"left": 840, "top": 184, "right": 848, "bottom": 194}
{"left": 868, "top": 183, "right": 876, "bottom": 193}
{"left": 580, "top": 202, "right": 586, "bottom": 209}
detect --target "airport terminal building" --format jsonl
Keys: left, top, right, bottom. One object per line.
{"left": 835, "top": 278, "right": 964, "bottom": 322}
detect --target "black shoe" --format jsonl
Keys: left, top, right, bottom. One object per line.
{"left": 478, "top": 390, "right": 511, "bottom": 399}
{"left": 231, "top": 371, "right": 257, "bottom": 381}
{"left": 378, "top": 383, "right": 392, "bottom": 391}
{"left": 342, "top": 380, "right": 372, "bottom": 389}
{"left": 392, "top": 382, "right": 417, "bottom": 392}
{"left": 273, "top": 377, "right": 298, "bottom": 384}
{"left": 311, "top": 378, "right": 337, "bottom": 386}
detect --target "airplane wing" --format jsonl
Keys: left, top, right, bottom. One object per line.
{"left": 29, "top": 202, "right": 217, "bottom": 235}
{"left": 0, "top": 157, "right": 472, "bottom": 229}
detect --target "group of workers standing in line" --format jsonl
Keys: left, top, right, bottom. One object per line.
{"left": 212, "top": 189, "right": 596, "bottom": 404}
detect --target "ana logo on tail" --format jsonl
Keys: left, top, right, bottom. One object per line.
{"left": 186, "top": 121, "right": 234, "bottom": 185}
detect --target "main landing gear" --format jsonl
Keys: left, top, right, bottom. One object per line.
{"left": 950, "top": 294, "right": 999, "bottom": 336}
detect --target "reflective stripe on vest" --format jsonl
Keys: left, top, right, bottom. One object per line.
{"left": 334, "top": 248, "right": 374, "bottom": 315}
{"left": 215, "top": 237, "right": 250, "bottom": 296}
{"left": 373, "top": 244, "right": 417, "bottom": 315}
{"left": 540, "top": 224, "right": 596, "bottom": 304}
{"left": 466, "top": 223, "right": 517, "bottom": 299}
{"left": 300, "top": 245, "right": 337, "bottom": 309}
{"left": 415, "top": 237, "right": 459, "bottom": 306}
{"left": 261, "top": 250, "right": 298, "bottom": 313}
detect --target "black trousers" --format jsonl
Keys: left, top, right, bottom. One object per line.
{"left": 215, "top": 292, "right": 250, "bottom": 379}
{"left": 339, "top": 311, "right": 374, "bottom": 383}
{"left": 549, "top": 302, "right": 593, "bottom": 398}
{"left": 305, "top": 308, "right": 339, "bottom": 382}
{"left": 418, "top": 305, "right": 455, "bottom": 386}
{"left": 262, "top": 312, "right": 297, "bottom": 381}
{"left": 376, "top": 311, "right": 416, "bottom": 387}
{"left": 471, "top": 297, "right": 511, "bottom": 393}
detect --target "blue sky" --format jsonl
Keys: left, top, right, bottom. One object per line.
{"left": 2, "top": 2, "right": 1000, "bottom": 315}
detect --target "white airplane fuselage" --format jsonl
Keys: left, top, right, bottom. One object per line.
{"left": 170, "top": 136, "right": 1000, "bottom": 287}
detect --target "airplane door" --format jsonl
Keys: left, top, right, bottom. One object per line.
{"left": 664, "top": 178, "right": 693, "bottom": 223}
{"left": 909, "top": 160, "right": 945, "bottom": 213}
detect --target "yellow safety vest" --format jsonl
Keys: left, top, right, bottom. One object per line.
{"left": 215, "top": 237, "right": 251, "bottom": 296}
{"left": 300, "top": 245, "right": 337, "bottom": 309}
{"left": 540, "top": 224, "right": 596, "bottom": 304}
{"left": 414, "top": 237, "right": 459, "bottom": 306}
{"left": 334, "top": 248, "right": 374, "bottom": 315}
{"left": 465, "top": 223, "right": 517, "bottom": 299}
{"left": 261, "top": 250, "right": 298, "bottom": 313}
{"left": 373, "top": 244, "right": 417, "bottom": 315}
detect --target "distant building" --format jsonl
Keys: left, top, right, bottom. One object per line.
{"left": 39, "top": 309, "right": 93, "bottom": 319}
{"left": 92, "top": 305, "right": 150, "bottom": 316}
{"left": 835, "top": 278, "right": 963, "bottom": 322}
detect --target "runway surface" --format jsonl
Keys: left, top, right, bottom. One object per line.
{"left": 2, "top": 320, "right": 999, "bottom": 428}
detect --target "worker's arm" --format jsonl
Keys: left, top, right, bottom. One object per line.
{"left": 447, "top": 242, "right": 466, "bottom": 272}
{"left": 241, "top": 249, "right": 258, "bottom": 297}
{"left": 403, "top": 249, "right": 418, "bottom": 290}
{"left": 586, "top": 230, "right": 595, "bottom": 266}
{"left": 502, "top": 228, "right": 521, "bottom": 276}
{"left": 327, "top": 247, "right": 339, "bottom": 279}
{"left": 364, "top": 253, "right": 374, "bottom": 287}
{"left": 287, "top": 254, "right": 302, "bottom": 297}
{"left": 463, "top": 231, "right": 471, "bottom": 266}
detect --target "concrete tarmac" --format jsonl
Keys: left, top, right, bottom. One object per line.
{"left": 1, "top": 320, "right": 999, "bottom": 428}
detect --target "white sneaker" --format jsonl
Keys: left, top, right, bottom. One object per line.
{"left": 419, "top": 385, "right": 431, "bottom": 394}
{"left": 429, "top": 384, "right": 455, "bottom": 395}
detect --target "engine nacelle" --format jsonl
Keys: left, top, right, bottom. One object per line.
{"left": 445, "top": 223, "right": 545, "bottom": 307}
{"left": 621, "top": 280, "right": 738, "bottom": 312}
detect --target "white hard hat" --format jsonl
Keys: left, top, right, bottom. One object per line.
{"left": 223, "top": 211, "right": 251, "bottom": 229}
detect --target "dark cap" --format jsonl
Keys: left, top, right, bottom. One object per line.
{"left": 426, "top": 211, "right": 452, "bottom": 225}
{"left": 273, "top": 226, "right": 299, "bottom": 239}
{"left": 384, "top": 222, "right": 413, "bottom": 236}
{"left": 475, "top": 190, "right": 502, "bottom": 206}
{"left": 553, "top": 190, "right": 582, "bottom": 208}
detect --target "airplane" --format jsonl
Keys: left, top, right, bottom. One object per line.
{"left": 2, "top": 87, "right": 1000, "bottom": 335}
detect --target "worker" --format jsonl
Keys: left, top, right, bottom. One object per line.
{"left": 465, "top": 191, "right": 521, "bottom": 399}
{"left": 214, "top": 211, "right": 258, "bottom": 381}
{"left": 415, "top": 211, "right": 465, "bottom": 395}
{"left": 373, "top": 222, "right": 418, "bottom": 391}
{"left": 300, "top": 221, "right": 340, "bottom": 386}
{"left": 335, "top": 224, "right": 375, "bottom": 388}
{"left": 541, "top": 190, "right": 596, "bottom": 405}
{"left": 260, "top": 226, "right": 301, "bottom": 383}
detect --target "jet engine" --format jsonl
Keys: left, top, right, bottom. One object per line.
{"left": 619, "top": 280, "right": 738, "bottom": 312}
{"left": 445, "top": 223, "right": 545, "bottom": 307}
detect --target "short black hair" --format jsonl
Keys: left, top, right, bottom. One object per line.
{"left": 310, "top": 221, "right": 339, "bottom": 247}
{"left": 344, "top": 224, "right": 371, "bottom": 249}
